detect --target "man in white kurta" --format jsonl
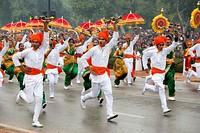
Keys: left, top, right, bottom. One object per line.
{"left": 187, "top": 39, "right": 200, "bottom": 90}
{"left": 76, "top": 35, "right": 93, "bottom": 83}
{"left": 123, "top": 34, "right": 139, "bottom": 85}
{"left": 142, "top": 36, "right": 179, "bottom": 114}
{"left": 45, "top": 39, "right": 69, "bottom": 98}
{"left": 13, "top": 22, "right": 49, "bottom": 128}
{"left": 80, "top": 24, "right": 119, "bottom": 121}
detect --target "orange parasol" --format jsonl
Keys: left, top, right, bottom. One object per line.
{"left": 118, "top": 11, "right": 145, "bottom": 26}
{"left": 48, "top": 16, "right": 72, "bottom": 29}
{"left": 25, "top": 18, "right": 43, "bottom": 29}
{"left": 1, "top": 22, "right": 16, "bottom": 31}
{"left": 13, "top": 20, "right": 26, "bottom": 31}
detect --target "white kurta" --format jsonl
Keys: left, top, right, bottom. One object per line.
{"left": 80, "top": 32, "right": 119, "bottom": 83}
{"left": 45, "top": 41, "right": 69, "bottom": 75}
{"left": 15, "top": 34, "right": 27, "bottom": 50}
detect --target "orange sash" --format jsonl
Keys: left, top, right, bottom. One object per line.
{"left": 46, "top": 63, "right": 62, "bottom": 74}
{"left": 26, "top": 67, "right": 44, "bottom": 75}
{"left": 91, "top": 66, "right": 110, "bottom": 77}
{"left": 0, "top": 69, "right": 5, "bottom": 76}
{"left": 124, "top": 54, "right": 137, "bottom": 59}
{"left": 151, "top": 67, "right": 165, "bottom": 75}
{"left": 59, "top": 53, "right": 65, "bottom": 57}
{"left": 196, "top": 57, "right": 200, "bottom": 63}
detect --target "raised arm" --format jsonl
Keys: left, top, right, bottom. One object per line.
{"left": 188, "top": 45, "right": 197, "bottom": 57}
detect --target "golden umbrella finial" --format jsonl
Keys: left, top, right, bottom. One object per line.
{"left": 197, "top": 1, "right": 200, "bottom": 9}
{"left": 160, "top": 8, "right": 164, "bottom": 14}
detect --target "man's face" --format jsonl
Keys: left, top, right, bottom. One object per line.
{"left": 98, "top": 37, "right": 106, "bottom": 47}
{"left": 156, "top": 43, "right": 164, "bottom": 51}
{"left": 32, "top": 40, "right": 40, "bottom": 50}
{"left": 166, "top": 37, "right": 172, "bottom": 46}
{"left": 93, "top": 40, "right": 98, "bottom": 46}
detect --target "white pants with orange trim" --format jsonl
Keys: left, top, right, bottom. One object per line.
{"left": 20, "top": 73, "right": 43, "bottom": 123}
{"left": 82, "top": 79, "right": 114, "bottom": 116}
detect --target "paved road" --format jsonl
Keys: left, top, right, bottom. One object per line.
{"left": 0, "top": 73, "right": 200, "bottom": 133}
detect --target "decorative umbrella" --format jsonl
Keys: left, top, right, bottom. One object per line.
{"left": 118, "top": 11, "right": 145, "bottom": 26}
{"left": 13, "top": 20, "right": 26, "bottom": 31}
{"left": 75, "top": 21, "right": 95, "bottom": 36}
{"left": 190, "top": 1, "right": 200, "bottom": 29}
{"left": 151, "top": 8, "right": 170, "bottom": 34}
{"left": 1, "top": 22, "right": 16, "bottom": 31}
{"left": 25, "top": 18, "right": 43, "bottom": 29}
{"left": 94, "top": 19, "right": 114, "bottom": 30}
{"left": 49, "top": 16, "right": 72, "bottom": 29}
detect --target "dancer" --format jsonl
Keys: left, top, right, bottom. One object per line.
{"left": 13, "top": 20, "right": 49, "bottom": 128}
{"left": 123, "top": 33, "right": 139, "bottom": 85}
{"left": 187, "top": 39, "right": 200, "bottom": 90}
{"left": 45, "top": 35, "right": 69, "bottom": 98}
{"left": 80, "top": 22, "right": 119, "bottom": 121}
{"left": 142, "top": 35, "right": 179, "bottom": 114}
{"left": 113, "top": 41, "right": 128, "bottom": 87}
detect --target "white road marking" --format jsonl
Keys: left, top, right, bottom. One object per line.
{"left": 114, "top": 112, "right": 147, "bottom": 119}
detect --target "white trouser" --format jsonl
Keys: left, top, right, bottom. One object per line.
{"left": 146, "top": 73, "right": 169, "bottom": 112}
{"left": 20, "top": 74, "right": 43, "bottom": 123}
{"left": 77, "top": 57, "right": 83, "bottom": 81}
{"left": 0, "top": 71, "right": 3, "bottom": 88}
{"left": 124, "top": 60, "right": 133, "bottom": 84}
{"left": 47, "top": 73, "right": 58, "bottom": 96}
{"left": 82, "top": 79, "right": 113, "bottom": 116}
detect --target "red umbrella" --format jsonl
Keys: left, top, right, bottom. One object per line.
{"left": 78, "top": 20, "right": 94, "bottom": 30}
{"left": 95, "top": 19, "right": 114, "bottom": 30}
{"left": 25, "top": 18, "right": 43, "bottom": 29}
{"left": 118, "top": 11, "right": 145, "bottom": 26}
{"left": 49, "top": 16, "right": 72, "bottom": 29}
{"left": 13, "top": 20, "right": 26, "bottom": 31}
{"left": 1, "top": 22, "right": 16, "bottom": 31}
{"left": 75, "top": 20, "right": 94, "bottom": 35}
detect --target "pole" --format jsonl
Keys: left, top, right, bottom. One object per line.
{"left": 48, "top": 0, "right": 51, "bottom": 17}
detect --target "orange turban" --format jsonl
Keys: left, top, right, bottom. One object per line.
{"left": 0, "top": 43, "right": 3, "bottom": 50}
{"left": 98, "top": 30, "right": 109, "bottom": 41}
{"left": 79, "top": 34, "right": 85, "bottom": 42}
{"left": 125, "top": 34, "right": 133, "bottom": 40}
{"left": 17, "top": 35, "right": 22, "bottom": 39}
{"left": 196, "top": 38, "right": 200, "bottom": 44}
{"left": 51, "top": 41, "right": 57, "bottom": 46}
{"left": 31, "top": 33, "right": 44, "bottom": 44}
{"left": 186, "top": 40, "right": 194, "bottom": 46}
{"left": 154, "top": 36, "right": 166, "bottom": 45}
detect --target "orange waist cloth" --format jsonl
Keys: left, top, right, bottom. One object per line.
{"left": 124, "top": 54, "right": 136, "bottom": 58}
{"left": 26, "top": 67, "right": 44, "bottom": 75}
{"left": 151, "top": 67, "right": 165, "bottom": 75}
{"left": 74, "top": 53, "right": 83, "bottom": 58}
{"left": 196, "top": 57, "right": 200, "bottom": 63}
{"left": 91, "top": 66, "right": 110, "bottom": 77}
{"left": 46, "top": 63, "right": 62, "bottom": 74}
{"left": 87, "top": 57, "right": 92, "bottom": 66}
{"left": 60, "top": 53, "right": 66, "bottom": 57}
{"left": 0, "top": 69, "right": 5, "bottom": 76}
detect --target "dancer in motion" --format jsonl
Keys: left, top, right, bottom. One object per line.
{"left": 142, "top": 35, "right": 179, "bottom": 114}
